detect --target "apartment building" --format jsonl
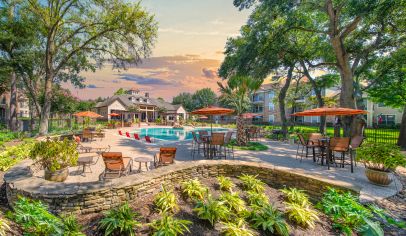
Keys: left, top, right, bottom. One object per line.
{"left": 0, "top": 92, "right": 30, "bottom": 125}
{"left": 250, "top": 83, "right": 403, "bottom": 127}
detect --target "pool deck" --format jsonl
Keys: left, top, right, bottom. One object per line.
{"left": 44, "top": 126, "right": 403, "bottom": 203}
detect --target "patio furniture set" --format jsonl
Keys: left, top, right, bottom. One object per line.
{"left": 296, "top": 133, "right": 364, "bottom": 173}
{"left": 191, "top": 130, "right": 234, "bottom": 160}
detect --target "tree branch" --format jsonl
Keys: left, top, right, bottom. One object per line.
{"left": 340, "top": 16, "right": 362, "bottom": 39}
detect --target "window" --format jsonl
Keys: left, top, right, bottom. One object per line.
{"left": 268, "top": 115, "right": 274, "bottom": 124}
{"left": 252, "top": 105, "right": 263, "bottom": 113}
{"left": 378, "top": 115, "right": 395, "bottom": 125}
{"left": 1, "top": 97, "right": 6, "bottom": 104}
{"left": 268, "top": 91, "right": 275, "bottom": 99}
{"left": 268, "top": 102, "right": 274, "bottom": 111}
{"left": 311, "top": 116, "right": 320, "bottom": 123}
{"left": 252, "top": 93, "right": 264, "bottom": 102}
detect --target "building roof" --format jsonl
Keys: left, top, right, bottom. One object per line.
{"left": 94, "top": 94, "right": 182, "bottom": 112}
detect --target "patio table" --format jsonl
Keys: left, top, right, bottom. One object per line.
{"left": 133, "top": 157, "right": 150, "bottom": 172}
{"left": 77, "top": 153, "right": 98, "bottom": 176}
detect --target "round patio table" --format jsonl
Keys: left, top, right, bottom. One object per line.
{"left": 133, "top": 157, "right": 150, "bottom": 172}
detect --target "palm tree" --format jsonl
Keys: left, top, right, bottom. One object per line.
{"left": 218, "top": 75, "right": 263, "bottom": 146}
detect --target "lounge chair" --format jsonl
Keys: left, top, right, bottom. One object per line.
{"left": 134, "top": 133, "right": 140, "bottom": 140}
{"left": 101, "top": 152, "right": 132, "bottom": 179}
{"left": 118, "top": 130, "right": 123, "bottom": 135}
{"left": 154, "top": 147, "right": 176, "bottom": 168}
{"left": 125, "top": 132, "right": 131, "bottom": 138}
{"left": 145, "top": 136, "right": 153, "bottom": 143}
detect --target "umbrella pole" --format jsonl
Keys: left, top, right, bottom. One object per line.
{"left": 211, "top": 115, "right": 213, "bottom": 134}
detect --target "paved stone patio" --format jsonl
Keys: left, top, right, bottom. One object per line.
{"left": 41, "top": 126, "right": 402, "bottom": 202}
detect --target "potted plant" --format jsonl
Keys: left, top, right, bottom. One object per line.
{"left": 356, "top": 143, "right": 406, "bottom": 186}
{"left": 30, "top": 138, "right": 78, "bottom": 182}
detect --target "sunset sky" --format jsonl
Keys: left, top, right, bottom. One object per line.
{"left": 67, "top": 0, "right": 251, "bottom": 101}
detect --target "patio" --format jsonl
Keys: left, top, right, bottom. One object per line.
{"left": 43, "top": 126, "right": 402, "bottom": 203}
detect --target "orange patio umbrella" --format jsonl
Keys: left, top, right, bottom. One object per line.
{"left": 73, "top": 111, "right": 102, "bottom": 118}
{"left": 241, "top": 113, "right": 262, "bottom": 119}
{"left": 191, "top": 106, "right": 234, "bottom": 132}
{"left": 199, "top": 115, "right": 209, "bottom": 119}
{"left": 291, "top": 107, "right": 367, "bottom": 117}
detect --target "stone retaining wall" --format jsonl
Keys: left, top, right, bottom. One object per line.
{"left": 5, "top": 160, "right": 360, "bottom": 215}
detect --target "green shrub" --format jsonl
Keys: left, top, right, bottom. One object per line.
{"left": 285, "top": 202, "right": 319, "bottom": 229}
{"left": 62, "top": 214, "right": 85, "bottom": 236}
{"left": 220, "top": 219, "right": 257, "bottom": 236}
{"left": 11, "top": 196, "right": 64, "bottom": 235}
{"left": 250, "top": 204, "right": 289, "bottom": 236}
{"left": 228, "top": 140, "right": 268, "bottom": 151}
{"left": 0, "top": 139, "right": 35, "bottom": 171}
{"left": 246, "top": 191, "right": 269, "bottom": 208}
{"left": 219, "top": 192, "right": 246, "bottom": 214}
{"left": 30, "top": 138, "right": 78, "bottom": 172}
{"left": 217, "top": 176, "right": 235, "bottom": 192}
{"left": 194, "top": 195, "right": 231, "bottom": 226}
{"left": 181, "top": 178, "right": 207, "bottom": 201}
{"left": 281, "top": 188, "right": 310, "bottom": 206}
{"left": 356, "top": 143, "right": 406, "bottom": 171}
{"left": 154, "top": 186, "right": 179, "bottom": 213}
{"left": 367, "top": 204, "right": 406, "bottom": 229}
{"left": 150, "top": 214, "right": 192, "bottom": 236}
{"left": 0, "top": 217, "right": 10, "bottom": 236}
{"left": 238, "top": 174, "right": 265, "bottom": 193}
{"left": 98, "top": 202, "right": 141, "bottom": 236}
{"left": 318, "top": 188, "right": 383, "bottom": 236}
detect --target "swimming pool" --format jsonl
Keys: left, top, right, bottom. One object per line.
{"left": 134, "top": 127, "right": 229, "bottom": 141}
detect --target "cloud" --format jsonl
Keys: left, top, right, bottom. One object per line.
{"left": 116, "top": 73, "right": 171, "bottom": 85}
{"left": 202, "top": 68, "right": 218, "bottom": 79}
{"left": 87, "top": 84, "right": 101, "bottom": 88}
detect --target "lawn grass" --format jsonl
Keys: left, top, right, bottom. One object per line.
{"left": 228, "top": 139, "right": 269, "bottom": 151}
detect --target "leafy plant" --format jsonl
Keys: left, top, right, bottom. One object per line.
{"left": 285, "top": 202, "right": 319, "bottom": 228}
{"left": 217, "top": 176, "right": 235, "bottom": 192}
{"left": 181, "top": 178, "right": 207, "bottom": 201}
{"left": 281, "top": 188, "right": 310, "bottom": 206}
{"left": 246, "top": 190, "right": 269, "bottom": 208}
{"left": 62, "top": 214, "right": 85, "bottom": 236}
{"left": 98, "top": 202, "right": 141, "bottom": 236}
{"left": 250, "top": 204, "right": 289, "bottom": 236}
{"left": 318, "top": 188, "right": 383, "bottom": 235}
{"left": 238, "top": 174, "right": 265, "bottom": 193}
{"left": 154, "top": 186, "right": 179, "bottom": 213}
{"left": 368, "top": 204, "right": 406, "bottom": 229}
{"left": 11, "top": 196, "right": 64, "bottom": 235}
{"left": 30, "top": 138, "right": 78, "bottom": 172}
{"left": 150, "top": 214, "right": 192, "bottom": 236}
{"left": 220, "top": 218, "right": 257, "bottom": 236}
{"left": 356, "top": 143, "right": 406, "bottom": 171}
{"left": 194, "top": 195, "right": 231, "bottom": 226}
{"left": 0, "top": 217, "right": 10, "bottom": 236}
{"left": 219, "top": 192, "right": 246, "bottom": 214}
{"left": 0, "top": 139, "right": 35, "bottom": 171}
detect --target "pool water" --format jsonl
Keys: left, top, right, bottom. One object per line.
{"left": 134, "top": 127, "right": 229, "bottom": 141}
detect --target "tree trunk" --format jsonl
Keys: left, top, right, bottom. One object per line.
{"left": 28, "top": 98, "right": 36, "bottom": 133}
{"left": 301, "top": 61, "right": 326, "bottom": 134}
{"left": 398, "top": 105, "right": 406, "bottom": 150}
{"left": 9, "top": 72, "right": 18, "bottom": 131}
{"left": 236, "top": 116, "right": 247, "bottom": 146}
{"left": 39, "top": 72, "right": 53, "bottom": 135}
{"left": 278, "top": 66, "right": 294, "bottom": 139}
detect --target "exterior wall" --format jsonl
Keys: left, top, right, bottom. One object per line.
{"left": 366, "top": 99, "right": 403, "bottom": 127}
{"left": 0, "top": 92, "right": 31, "bottom": 125}
{"left": 5, "top": 160, "right": 359, "bottom": 215}
{"left": 176, "top": 106, "right": 187, "bottom": 120}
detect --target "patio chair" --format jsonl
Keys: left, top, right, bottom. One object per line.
{"left": 198, "top": 130, "right": 209, "bottom": 142}
{"left": 223, "top": 131, "right": 234, "bottom": 160}
{"left": 154, "top": 147, "right": 177, "bottom": 168}
{"left": 82, "top": 129, "right": 93, "bottom": 142}
{"left": 191, "top": 131, "right": 204, "bottom": 160}
{"left": 118, "top": 130, "right": 123, "bottom": 135}
{"left": 209, "top": 133, "right": 226, "bottom": 159}
{"left": 101, "top": 152, "right": 132, "bottom": 179}
{"left": 329, "top": 137, "right": 351, "bottom": 170}
{"left": 145, "top": 136, "right": 153, "bottom": 143}
{"left": 296, "top": 133, "right": 321, "bottom": 162}
{"left": 347, "top": 136, "right": 364, "bottom": 172}
{"left": 134, "top": 133, "right": 140, "bottom": 140}
{"left": 125, "top": 131, "right": 131, "bottom": 138}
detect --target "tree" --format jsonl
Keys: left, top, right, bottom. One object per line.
{"left": 218, "top": 75, "right": 262, "bottom": 145}
{"left": 192, "top": 88, "right": 217, "bottom": 109}
{"left": 114, "top": 88, "right": 128, "bottom": 95}
{"left": 233, "top": 0, "right": 406, "bottom": 136}
{"left": 24, "top": 0, "right": 157, "bottom": 135}
{"left": 0, "top": 0, "right": 37, "bottom": 131}
{"left": 172, "top": 92, "right": 194, "bottom": 111}
{"left": 366, "top": 48, "right": 406, "bottom": 149}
